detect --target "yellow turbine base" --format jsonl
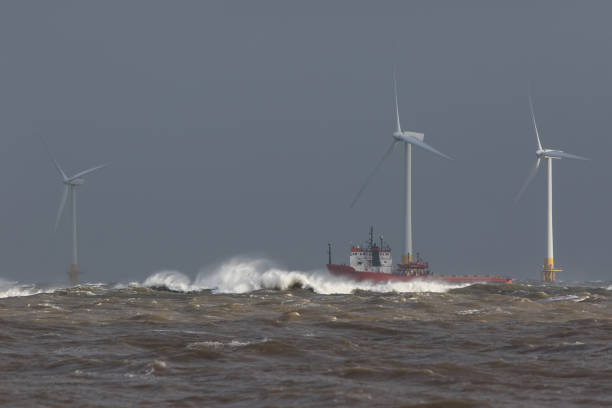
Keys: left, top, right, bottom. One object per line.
{"left": 541, "top": 259, "right": 562, "bottom": 282}
{"left": 68, "top": 264, "right": 78, "bottom": 286}
{"left": 402, "top": 254, "right": 413, "bottom": 264}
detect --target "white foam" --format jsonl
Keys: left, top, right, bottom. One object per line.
{"left": 142, "top": 270, "right": 195, "bottom": 292}
{"left": 142, "top": 257, "right": 466, "bottom": 295}
{"left": 0, "top": 278, "right": 60, "bottom": 299}
{"left": 112, "top": 281, "right": 140, "bottom": 289}
{"left": 187, "top": 341, "right": 224, "bottom": 349}
{"left": 457, "top": 309, "right": 482, "bottom": 315}
{"left": 186, "top": 339, "right": 251, "bottom": 349}
{"left": 145, "top": 359, "right": 167, "bottom": 376}
{"left": 542, "top": 295, "right": 580, "bottom": 302}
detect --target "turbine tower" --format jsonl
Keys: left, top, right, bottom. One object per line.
{"left": 515, "top": 97, "right": 589, "bottom": 282}
{"left": 351, "top": 73, "right": 451, "bottom": 265}
{"left": 43, "top": 138, "right": 106, "bottom": 285}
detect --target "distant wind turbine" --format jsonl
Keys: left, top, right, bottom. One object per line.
{"left": 42, "top": 138, "right": 107, "bottom": 285}
{"left": 351, "top": 72, "right": 451, "bottom": 265}
{"left": 515, "top": 96, "right": 589, "bottom": 281}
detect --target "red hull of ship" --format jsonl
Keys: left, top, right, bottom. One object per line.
{"left": 327, "top": 264, "right": 512, "bottom": 284}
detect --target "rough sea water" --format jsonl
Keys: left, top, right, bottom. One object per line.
{"left": 1, "top": 258, "right": 611, "bottom": 407}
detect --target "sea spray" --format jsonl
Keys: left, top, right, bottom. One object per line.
{"left": 142, "top": 270, "right": 194, "bottom": 292}
{"left": 144, "top": 257, "right": 467, "bottom": 294}
{"left": 0, "top": 278, "right": 62, "bottom": 299}
{"left": 0, "top": 256, "right": 467, "bottom": 299}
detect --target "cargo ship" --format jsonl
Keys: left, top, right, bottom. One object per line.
{"left": 327, "top": 227, "right": 512, "bottom": 284}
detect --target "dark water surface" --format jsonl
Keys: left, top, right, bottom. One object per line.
{"left": 1, "top": 275, "right": 611, "bottom": 407}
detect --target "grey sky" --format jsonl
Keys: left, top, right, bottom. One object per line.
{"left": 0, "top": 1, "right": 609, "bottom": 282}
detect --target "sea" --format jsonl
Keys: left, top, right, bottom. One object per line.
{"left": 1, "top": 258, "right": 611, "bottom": 407}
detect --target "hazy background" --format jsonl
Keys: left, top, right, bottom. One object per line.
{"left": 0, "top": 0, "right": 609, "bottom": 283}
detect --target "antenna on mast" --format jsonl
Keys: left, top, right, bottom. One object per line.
{"left": 327, "top": 243, "right": 332, "bottom": 265}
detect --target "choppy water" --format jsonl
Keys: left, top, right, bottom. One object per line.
{"left": 1, "top": 259, "right": 611, "bottom": 407}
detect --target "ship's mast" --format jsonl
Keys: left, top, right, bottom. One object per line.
{"left": 369, "top": 225, "right": 374, "bottom": 248}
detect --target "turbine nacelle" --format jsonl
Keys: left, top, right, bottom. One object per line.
{"left": 537, "top": 149, "right": 562, "bottom": 159}
{"left": 66, "top": 178, "right": 85, "bottom": 186}
{"left": 393, "top": 131, "right": 425, "bottom": 143}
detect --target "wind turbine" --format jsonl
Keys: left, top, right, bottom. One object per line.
{"left": 515, "top": 96, "right": 589, "bottom": 282}
{"left": 351, "top": 73, "right": 451, "bottom": 265}
{"left": 43, "top": 138, "right": 106, "bottom": 285}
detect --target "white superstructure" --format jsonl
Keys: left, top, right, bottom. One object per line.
{"left": 348, "top": 227, "right": 393, "bottom": 273}
{"left": 350, "top": 247, "right": 393, "bottom": 273}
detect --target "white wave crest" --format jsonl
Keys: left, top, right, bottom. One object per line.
{"left": 0, "top": 278, "right": 60, "bottom": 299}
{"left": 143, "top": 257, "right": 466, "bottom": 295}
{"left": 142, "top": 270, "right": 194, "bottom": 292}
{"left": 186, "top": 339, "right": 251, "bottom": 349}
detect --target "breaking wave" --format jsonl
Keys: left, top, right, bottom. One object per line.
{"left": 143, "top": 257, "right": 467, "bottom": 295}
{"left": 142, "top": 270, "right": 193, "bottom": 292}
{"left": 0, "top": 278, "right": 61, "bottom": 299}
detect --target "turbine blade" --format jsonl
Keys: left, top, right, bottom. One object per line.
{"left": 393, "top": 69, "right": 401, "bottom": 133}
{"left": 397, "top": 133, "right": 452, "bottom": 160}
{"left": 528, "top": 95, "right": 543, "bottom": 150}
{"left": 350, "top": 141, "right": 398, "bottom": 208}
{"left": 515, "top": 157, "right": 541, "bottom": 202}
{"left": 67, "top": 164, "right": 107, "bottom": 181}
{"left": 55, "top": 185, "right": 69, "bottom": 231}
{"left": 545, "top": 151, "right": 590, "bottom": 160}
{"left": 40, "top": 136, "right": 67, "bottom": 181}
